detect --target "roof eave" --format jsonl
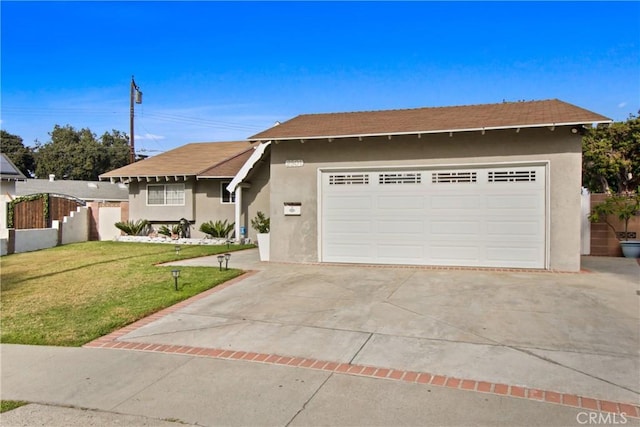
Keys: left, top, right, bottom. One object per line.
{"left": 250, "top": 120, "right": 613, "bottom": 142}
{"left": 227, "top": 141, "right": 271, "bottom": 192}
{"left": 196, "top": 175, "right": 236, "bottom": 180}
{"left": 100, "top": 174, "right": 195, "bottom": 183}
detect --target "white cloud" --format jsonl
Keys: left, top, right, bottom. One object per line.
{"left": 135, "top": 133, "right": 166, "bottom": 141}
{"left": 618, "top": 102, "right": 628, "bottom": 108}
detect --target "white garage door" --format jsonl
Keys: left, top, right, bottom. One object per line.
{"left": 321, "top": 165, "right": 546, "bottom": 269}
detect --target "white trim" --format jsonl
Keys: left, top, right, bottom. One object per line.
{"left": 545, "top": 163, "right": 551, "bottom": 269}
{"left": 234, "top": 186, "right": 242, "bottom": 242}
{"left": 227, "top": 141, "right": 271, "bottom": 193}
{"left": 252, "top": 121, "right": 611, "bottom": 142}
{"left": 317, "top": 168, "right": 323, "bottom": 262}
{"left": 319, "top": 160, "right": 549, "bottom": 174}
{"left": 220, "top": 180, "right": 235, "bottom": 204}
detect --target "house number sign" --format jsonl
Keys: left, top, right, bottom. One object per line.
{"left": 285, "top": 160, "right": 304, "bottom": 168}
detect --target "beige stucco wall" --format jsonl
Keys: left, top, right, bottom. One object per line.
{"left": 193, "top": 179, "right": 236, "bottom": 239}
{"left": 126, "top": 173, "right": 270, "bottom": 240}
{"left": 0, "top": 180, "right": 17, "bottom": 239}
{"left": 269, "top": 127, "right": 583, "bottom": 271}
{"left": 128, "top": 179, "right": 195, "bottom": 223}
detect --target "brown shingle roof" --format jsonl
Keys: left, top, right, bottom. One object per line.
{"left": 198, "top": 148, "right": 254, "bottom": 178}
{"left": 100, "top": 141, "right": 258, "bottom": 181}
{"left": 249, "top": 99, "right": 611, "bottom": 141}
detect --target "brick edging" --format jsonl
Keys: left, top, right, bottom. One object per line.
{"left": 84, "top": 340, "right": 639, "bottom": 418}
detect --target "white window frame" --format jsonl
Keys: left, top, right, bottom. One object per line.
{"left": 220, "top": 181, "right": 236, "bottom": 204}
{"left": 147, "top": 183, "right": 185, "bottom": 206}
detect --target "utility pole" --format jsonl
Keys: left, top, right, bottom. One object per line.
{"left": 129, "top": 76, "right": 142, "bottom": 164}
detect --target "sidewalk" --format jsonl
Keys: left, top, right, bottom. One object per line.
{"left": 3, "top": 344, "right": 631, "bottom": 427}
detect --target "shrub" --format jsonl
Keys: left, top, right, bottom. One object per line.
{"left": 115, "top": 219, "right": 150, "bottom": 236}
{"left": 589, "top": 193, "right": 640, "bottom": 241}
{"left": 199, "top": 220, "right": 235, "bottom": 238}
{"left": 251, "top": 211, "right": 270, "bottom": 233}
{"left": 157, "top": 224, "right": 180, "bottom": 237}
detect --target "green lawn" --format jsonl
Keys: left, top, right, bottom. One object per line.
{"left": 0, "top": 401, "right": 28, "bottom": 413}
{"left": 0, "top": 241, "right": 252, "bottom": 346}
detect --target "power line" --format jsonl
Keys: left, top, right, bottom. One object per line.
{"left": 2, "top": 106, "right": 266, "bottom": 131}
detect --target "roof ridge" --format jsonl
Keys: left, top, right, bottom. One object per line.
{"left": 292, "top": 99, "right": 561, "bottom": 119}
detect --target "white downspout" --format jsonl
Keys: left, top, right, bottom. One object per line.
{"left": 234, "top": 186, "right": 242, "bottom": 242}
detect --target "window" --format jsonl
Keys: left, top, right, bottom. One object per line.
{"left": 147, "top": 184, "right": 185, "bottom": 205}
{"left": 221, "top": 181, "right": 235, "bottom": 203}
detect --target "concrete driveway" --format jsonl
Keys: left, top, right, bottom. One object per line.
{"left": 108, "top": 249, "right": 640, "bottom": 407}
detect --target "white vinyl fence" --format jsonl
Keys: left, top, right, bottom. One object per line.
{"left": 580, "top": 188, "right": 591, "bottom": 255}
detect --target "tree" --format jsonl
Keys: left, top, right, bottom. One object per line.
{"left": 99, "top": 129, "right": 130, "bottom": 172}
{"left": 0, "top": 130, "right": 36, "bottom": 177}
{"left": 34, "top": 125, "right": 130, "bottom": 180}
{"left": 582, "top": 113, "right": 640, "bottom": 194}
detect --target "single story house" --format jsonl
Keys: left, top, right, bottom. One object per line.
{"left": 100, "top": 141, "right": 270, "bottom": 241}
{"left": 105, "top": 99, "right": 611, "bottom": 272}
{"left": 236, "top": 99, "right": 610, "bottom": 272}
{"left": 15, "top": 176, "right": 129, "bottom": 203}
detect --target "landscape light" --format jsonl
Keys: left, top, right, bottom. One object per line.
{"left": 224, "top": 253, "right": 231, "bottom": 270}
{"left": 171, "top": 269, "right": 180, "bottom": 291}
{"left": 217, "top": 255, "right": 225, "bottom": 271}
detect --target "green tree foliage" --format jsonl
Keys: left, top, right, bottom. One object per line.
{"left": 582, "top": 113, "right": 640, "bottom": 194}
{"left": 35, "top": 125, "right": 130, "bottom": 180}
{"left": 0, "top": 130, "right": 36, "bottom": 177}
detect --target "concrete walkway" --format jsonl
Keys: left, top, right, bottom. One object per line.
{"left": 4, "top": 344, "right": 636, "bottom": 427}
{"left": 1, "top": 251, "right": 639, "bottom": 426}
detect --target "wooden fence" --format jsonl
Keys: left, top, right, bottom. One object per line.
{"left": 9, "top": 194, "right": 86, "bottom": 229}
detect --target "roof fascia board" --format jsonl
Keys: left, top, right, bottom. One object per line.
{"left": 251, "top": 120, "right": 613, "bottom": 142}
{"left": 196, "top": 175, "right": 235, "bottom": 180}
{"left": 101, "top": 174, "right": 194, "bottom": 180}
{"left": 227, "top": 141, "right": 271, "bottom": 193}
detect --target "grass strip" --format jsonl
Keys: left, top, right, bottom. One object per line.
{"left": 0, "top": 401, "right": 29, "bottom": 413}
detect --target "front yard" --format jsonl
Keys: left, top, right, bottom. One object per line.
{"left": 0, "top": 241, "right": 251, "bottom": 346}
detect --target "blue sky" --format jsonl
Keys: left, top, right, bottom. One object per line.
{"left": 2, "top": 1, "right": 638, "bottom": 155}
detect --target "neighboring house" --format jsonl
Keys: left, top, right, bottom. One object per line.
{"left": 100, "top": 141, "right": 270, "bottom": 241}
{"left": 235, "top": 99, "right": 611, "bottom": 272}
{"left": 15, "top": 176, "right": 130, "bottom": 241}
{"left": 0, "top": 153, "right": 27, "bottom": 239}
{"left": 15, "top": 176, "right": 129, "bottom": 203}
